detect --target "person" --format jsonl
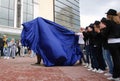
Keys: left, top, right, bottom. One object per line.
{"left": 101, "top": 9, "right": 120, "bottom": 80}
{"left": 3, "top": 35, "right": 9, "bottom": 59}
{"left": 0, "top": 37, "right": 4, "bottom": 56}
{"left": 7, "top": 39, "right": 12, "bottom": 59}
{"left": 84, "top": 24, "right": 100, "bottom": 72}
{"left": 84, "top": 24, "right": 95, "bottom": 71}
{"left": 10, "top": 38, "right": 16, "bottom": 59}
{"left": 100, "top": 17, "right": 113, "bottom": 76}
{"left": 20, "top": 46, "right": 25, "bottom": 57}
{"left": 83, "top": 26, "right": 92, "bottom": 68}
{"left": 16, "top": 40, "right": 21, "bottom": 56}
{"left": 91, "top": 21, "right": 106, "bottom": 73}
{"left": 75, "top": 28, "right": 86, "bottom": 65}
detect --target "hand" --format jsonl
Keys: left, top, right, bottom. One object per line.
{"left": 88, "top": 27, "right": 92, "bottom": 32}
{"left": 95, "top": 28, "right": 100, "bottom": 33}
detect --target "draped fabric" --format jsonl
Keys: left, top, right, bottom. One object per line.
{"left": 21, "top": 17, "right": 81, "bottom": 66}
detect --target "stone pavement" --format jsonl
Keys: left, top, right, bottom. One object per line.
{"left": 0, "top": 56, "right": 110, "bottom": 81}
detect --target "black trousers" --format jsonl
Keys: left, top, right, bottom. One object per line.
{"left": 109, "top": 43, "right": 120, "bottom": 78}
{"left": 91, "top": 46, "right": 106, "bottom": 70}
{"left": 16, "top": 47, "right": 21, "bottom": 56}
{"left": 0, "top": 47, "right": 3, "bottom": 56}
{"left": 36, "top": 54, "right": 41, "bottom": 63}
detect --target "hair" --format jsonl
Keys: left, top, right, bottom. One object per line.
{"left": 117, "top": 12, "right": 120, "bottom": 18}
{"left": 107, "top": 14, "right": 120, "bottom": 24}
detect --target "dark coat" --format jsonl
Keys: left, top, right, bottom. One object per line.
{"left": 0, "top": 38, "right": 4, "bottom": 48}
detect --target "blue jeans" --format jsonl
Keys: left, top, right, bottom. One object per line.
{"left": 7, "top": 47, "right": 11, "bottom": 57}
{"left": 85, "top": 45, "right": 90, "bottom": 64}
{"left": 102, "top": 48, "right": 113, "bottom": 74}
{"left": 3, "top": 47, "right": 8, "bottom": 56}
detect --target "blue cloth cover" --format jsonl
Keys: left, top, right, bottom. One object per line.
{"left": 21, "top": 17, "right": 81, "bottom": 66}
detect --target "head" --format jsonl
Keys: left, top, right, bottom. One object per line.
{"left": 85, "top": 27, "right": 88, "bottom": 32}
{"left": 89, "top": 23, "right": 94, "bottom": 28}
{"left": 11, "top": 38, "right": 15, "bottom": 42}
{"left": 106, "top": 9, "right": 117, "bottom": 20}
{"left": 93, "top": 21, "right": 100, "bottom": 33}
{"left": 3, "top": 35, "right": 7, "bottom": 39}
{"left": 101, "top": 17, "right": 107, "bottom": 24}
{"left": 106, "top": 9, "right": 117, "bottom": 16}
{"left": 106, "top": 9, "right": 120, "bottom": 24}
{"left": 100, "top": 17, "right": 107, "bottom": 29}
{"left": 87, "top": 23, "right": 94, "bottom": 32}
{"left": 94, "top": 21, "right": 100, "bottom": 28}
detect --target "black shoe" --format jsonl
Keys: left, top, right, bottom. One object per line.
{"left": 31, "top": 62, "right": 40, "bottom": 66}
{"left": 35, "top": 62, "right": 40, "bottom": 64}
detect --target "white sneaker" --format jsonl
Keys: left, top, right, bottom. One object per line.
{"left": 88, "top": 64, "right": 91, "bottom": 69}
{"left": 104, "top": 73, "right": 112, "bottom": 76}
{"left": 4, "top": 56, "right": 7, "bottom": 59}
{"left": 82, "top": 63, "right": 86, "bottom": 66}
{"left": 114, "top": 78, "right": 120, "bottom": 81}
{"left": 96, "top": 69, "right": 104, "bottom": 73}
{"left": 87, "top": 68, "right": 93, "bottom": 71}
{"left": 92, "top": 68, "right": 97, "bottom": 72}
{"left": 84, "top": 63, "right": 88, "bottom": 67}
{"left": 7, "top": 57, "right": 9, "bottom": 59}
{"left": 107, "top": 77, "right": 120, "bottom": 81}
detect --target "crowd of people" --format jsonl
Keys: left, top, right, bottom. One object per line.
{"left": 0, "top": 35, "right": 36, "bottom": 59}
{"left": 77, "top": 9, "right": 120, "bottom": 81}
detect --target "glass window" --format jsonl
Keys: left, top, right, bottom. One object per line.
{"left": 0, "top": 0, "right": 15, "bottom": 27}
{"left": 27, "top": 14, "right": 33, "bottom": 21}
{"left": 55, "top": 1, "right": 65, "bottom": 9}
{"left": 23, "top": 13, "right": 27, "bottom": 22}
{"left": 0, "top": 0, "right": 9, "bottom": 8}
{"left": 0, "top": 7, "right": 8, "bottom": 19}
{"left": 33, "top": 0, "right": 39, "bottom": 4}
{"left": 23, "top": 18, "right": 26, "bottom": 23}
{"left": 27, "top": 5, "right": 33, "bottom": 14}
{"left": 54, "top": 0, "right": 80, "bottom": 31}
{"left": 55, "top": 6, "right": 61, "bottom": 12}
{"left": 9, "top": 0, "right": 15, "bottom": 9}
{"left": 23, "top": 0, "right": 34, "bottom": 23}
{"left": 0, "top": 19, "right": 8, "bottom": 26}
{"left": 9, "top": 10, "right": 14, "bottom": 20}
{"left": 9, "top": 21, "right": 14, "bottom": 26}
{"left": 28, "top": 0, "right": 33, "bottom": 5}
{"left": 73, "top": 9, "right": 79, "bottom": 15}
{"left": 23, "top": 4, "right": 27, "bottom": 13}
{"left": 23, "top": 0, "right": 27, "bottom": 3}
{"left": 74, "top": 15, "right": 80, "bottom": 21}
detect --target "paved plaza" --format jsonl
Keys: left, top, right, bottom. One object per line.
{"left": 0, "top": 56, "right": 109, "bottom": 81}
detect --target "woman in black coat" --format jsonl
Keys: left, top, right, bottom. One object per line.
{"left": 100, "top": 9, "right": 120, "bottom": 80}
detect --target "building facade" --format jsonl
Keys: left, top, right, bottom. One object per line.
{"left": 54, "top": 0, "right": 80, "bottom": 31}
{"left": 0, "top": 0, "right": 80, "bottom": 39}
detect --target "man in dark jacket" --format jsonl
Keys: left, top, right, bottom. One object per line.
{"left": 0, "top": 37, "right": 4, "bottom": 56}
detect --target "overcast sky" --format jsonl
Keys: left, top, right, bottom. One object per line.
{"left": 80, "top": 0, "right": 120, "bottom": 27}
